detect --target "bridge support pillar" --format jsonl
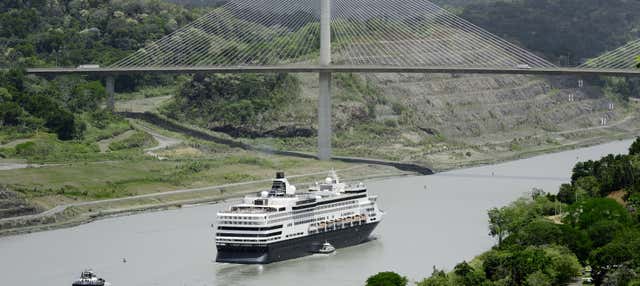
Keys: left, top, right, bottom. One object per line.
{"left": 106, "top": 76, "right": 115, "bottom": 111}
{"left": 318, "top": 72, "right": 332, "bottom": 160}
{"left": 317, "top": 0, "right": 332, "bottom": 160}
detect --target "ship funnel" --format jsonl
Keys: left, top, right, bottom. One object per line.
{"left": 286, "top": 185, "right": 296, "bottom": 195}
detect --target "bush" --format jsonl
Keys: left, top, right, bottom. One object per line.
{"left": 15, "top": 141, "right": 51, "bottom": 157}
{"left": 366, "top": 272, "right": 408, "bottom": 286}
{"left": 565, "top": 198, "right": 632, "bottom": 229}
{"left": 0, "top": 101, "right": 24, "bottom": 126}
{"left": 557, "top": 183, "right": 576, "bottom": 204}
{"left": 630, "top": 137, "right": 640, "bottom": 155}
{"left": 108, "top": 131, "right": 156, "bottom": 151}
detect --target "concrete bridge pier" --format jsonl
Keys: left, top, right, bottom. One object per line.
{"left": 318, "top": 0, "right": 332, "bottom": 160}
{"left": 318, "top": 72, "right": 332, "bottom": 160}
{"left": 106, "top": 76, "right": 115, "bottom": 111}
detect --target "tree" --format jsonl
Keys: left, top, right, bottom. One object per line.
{"left": 483, "top": 250, "right": 512, "bottom": 282}
{"left": 488, "top": 207, "right": 507, "bottom": 247}
{"left": 557, "top": 183, "right": 576, "bottom": 204}
{"left": 630, "top": 137, "right": 640, "bottom": 156}
{"left": 575, "top": 176, "right": 601, "bottom": 198}
{"left": 0, "top": 101, "right": 24, "bottom": 126}
{"left": 543, "top": 245, "right": 582, "bottom": 285}
{"left": 0, "top": 87, "right": 11, "bottom": 102}
{"left": 566, "top": 198, "right": 632, "bottom": 229}
{"left": 507, "top": 247, "right": 550, "bottom": 284}
{"left": 452, "top": 261, "right": 487, "bottom": 286}
{"left": 572, "top": 160, "right": 596, "bottom": 183}
{"left": 417, "top": 267, "right": 451, "bottom": 286}
{"left": 511, "top": 219, "right": 562, "bottom": 246}
{"left": 525, "top": 271, "right": 552, "bottom": 286}
{"left": 587, "top": 220, "right": 624, "bottom": 248}
{"left": 602, "top": 263, "right": 638, "bottom": 286}
{"left": 68, "top": 81, "right": 106, "bottom": 112}
{"left": 558, "top": 224, "right": 592, "bottom": 263}
{"left": 590, "top": 241, "right": 634, "bottom": 285}
{"left": 366, "top": 272, "right": 408, "bottom": 286}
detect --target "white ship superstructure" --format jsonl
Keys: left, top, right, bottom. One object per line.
{"left": 215, "top": 171, "right": 383, "bottom": 264}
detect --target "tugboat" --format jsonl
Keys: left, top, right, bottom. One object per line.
{"left": 72, "top": 269, "right": 106, "bottom": 286}
{"left": 316, "top": 241, "right": 336, "bottom": 254}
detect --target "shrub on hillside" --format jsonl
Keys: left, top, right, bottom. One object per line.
{"left": 108, "top": 131, "right": 156, "bottom": 151}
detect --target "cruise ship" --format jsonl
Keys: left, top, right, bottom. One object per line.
{"left": 215, "top": 171, "right": 384, "bottom": 264}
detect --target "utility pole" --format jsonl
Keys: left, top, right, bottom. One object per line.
{"left": 318, "top": 0, "right": 332, "bottom": 160}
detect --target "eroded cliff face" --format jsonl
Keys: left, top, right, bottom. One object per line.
{"left": 366, "top": 73, "right": 622, "bottom": 143}
{"left": 281, "top": 72, "right": 639, "bottom": 168}
{"left": 0, "top": 187, "right": 39, "bottom": 219}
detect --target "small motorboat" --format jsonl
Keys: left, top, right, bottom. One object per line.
{"left": 72, "top": 269, "right": 106, "bottom": 286}
{"left": 316, "top": 242, "right": 335, "bottom": 254}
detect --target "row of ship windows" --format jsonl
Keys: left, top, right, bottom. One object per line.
{"left": 218, "top": 215, "right": 264, "bottom": 220}
{"left": 314, "top": 200, "right": 356, "bottom": 210}
{"left": 218, "top": 221, "right": 262, "bottom": 225}
{"left": 216, "top": 231, "right": 282, "bottom": 238}
{"left": 292, "top": 205, "right": 358, "bottom": 222}
{"left": 294, "top": 211, "right": 356, "bottom": 225}
{"left": 285, "top": 232, "right": 304, "bottom": 238}
{"left": 267, "top": 211, "right": 290, "bottom": 219}
{"left": 216, "top": 236, "right": 280, "bottom": 243}
{"left": 309, "top": 219, "right": 366, "bottom": 234}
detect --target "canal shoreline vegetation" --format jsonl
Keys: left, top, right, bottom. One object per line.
{"left": 370, "top": 137, "right": 640, "bottom": 286}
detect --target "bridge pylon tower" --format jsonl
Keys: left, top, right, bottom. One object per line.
{"left": 318, "top": 0, "right": 332, "bottom": 160}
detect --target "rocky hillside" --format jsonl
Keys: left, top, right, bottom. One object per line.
{"left": 213, "top": 71, "right": 638, "bottom": 170}
{"left": 0, "top": 186, "right": 39, "bottom": 218}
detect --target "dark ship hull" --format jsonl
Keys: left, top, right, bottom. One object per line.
{"left": 72, "top": 281, "right": 105, "bottom": 286}
{"left": 216, "top": 222, "right": 379, "bottom": 264}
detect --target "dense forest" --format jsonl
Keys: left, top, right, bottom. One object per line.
{"left": 0, "top": 0, "right": 202, "bottom": 67}
{"left": 0, "top": 0, "right": 204, "bottom": 145}
{"left": 375, "top": 138, "right": 640, "bottom": 286}
{"left": 461, "top": 0, "right": 640, "bottom": 66}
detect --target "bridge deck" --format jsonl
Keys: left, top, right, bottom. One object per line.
{"left": 25, "top": 65, "right": 640, "bottom": 77}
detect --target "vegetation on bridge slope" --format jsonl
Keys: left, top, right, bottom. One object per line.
{"left": 0, "top": 69, "right": 126, "bottom": 141}
{"left": 163, "top": 73, "right": 301, "bottom": 130}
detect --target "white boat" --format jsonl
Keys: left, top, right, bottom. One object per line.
{"left": 72, "top": 269, "right": 106, "bottom": 286}
{"left": 316, "top": 242, "right": 335, "bottom": 254}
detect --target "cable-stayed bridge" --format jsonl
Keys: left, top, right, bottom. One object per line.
{"left": 20, "top": 0, "right": 640, "bottom": 160}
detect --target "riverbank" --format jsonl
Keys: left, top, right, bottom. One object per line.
{"left": 2, "top": 139, "right": 633, "bottom": 286}
{"left": 0, "top": 164, "right": 413, "bottom": 236}
{"left": 2, "top": 132, "right": 635, "bottom": 237}
{"left": 1, "top": 107, "right": 637, "bottom": 236}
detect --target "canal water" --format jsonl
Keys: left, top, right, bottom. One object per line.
{"left": 0, "top": 139, "right": 634, "bottom": 286}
